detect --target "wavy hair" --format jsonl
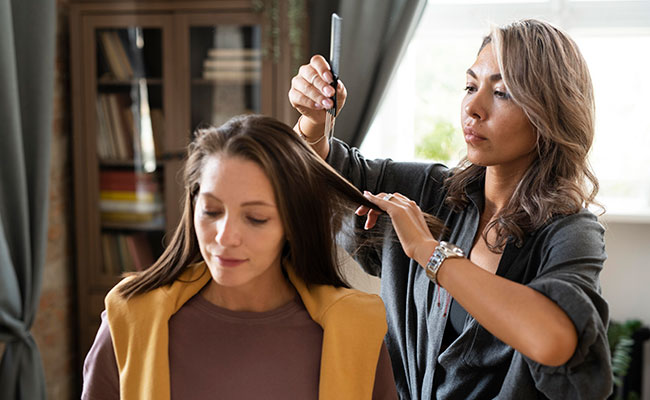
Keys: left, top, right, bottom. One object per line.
{"left": 119, "top": 114, "right": 444, "bottom": 298}
{"left": 446, "top": 19, "right": 600, "bottom": 251}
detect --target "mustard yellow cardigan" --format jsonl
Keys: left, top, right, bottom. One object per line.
{"left": 105, "top": 262, "right": 388, "bottom": 400}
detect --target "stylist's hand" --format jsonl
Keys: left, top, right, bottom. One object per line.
{"left": 288, "top": 55, "right": 347, "bottom": 125}
{"left": 360, "top": 191, "right": 438, "bottom": 266}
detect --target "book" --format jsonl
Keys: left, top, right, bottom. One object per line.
{"left": 150, "top": 108, "right": 165, "bottom": 157}
{"left": 201, "top": 70, "right": 261, "bottom": 82}
{"left": 202, "top": 47, "right": 262, "bottom": 82}
{"left": 101, "top": 211, "right": 164, "bottom": 223}
{"left": 96, "top": 98, "right": 111, "bottom": 159}
{"left": 100, "top": 190, "right": 156, "bottom": 203}
{"left": 99, "top": 170, "right": 160, "bottom": 192}
{"left": 107, "top": 94, "right": 130, "bottom": 159}
{"left": 100, "top": 234, "right": 114, "bottom": 275}
{"left": 125, "top": 233, "right": 155, "bottom": 271}
{"left": 98, "top": 31, "right": 133, "bottom": 80}
{"left": 202, "top": 59, "right": 261, "bottom": 69}
{"left": 206, "top": 48, "right": 261, "bottom": 59}
{"left": 99, "top": 199, "right": 163, "bottom": 214}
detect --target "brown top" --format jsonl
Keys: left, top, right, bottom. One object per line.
{"left": 82, "top": 294, "right": 397, "bottom": 399}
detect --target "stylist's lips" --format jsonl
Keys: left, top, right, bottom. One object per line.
{"left": 215, "top": 256, "right": 246, "bottom": 268}
{"left": 463, "top": 127, "right": 486, "bottom": 144}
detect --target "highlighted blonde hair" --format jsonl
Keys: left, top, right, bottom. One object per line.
{"left": 446, "top": 19, "right": 600, "bottom": 251}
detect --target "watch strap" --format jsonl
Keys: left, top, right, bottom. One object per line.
{"left": 425, "top": 241, "right": 464, "bottom": 286}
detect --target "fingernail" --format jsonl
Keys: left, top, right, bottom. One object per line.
{"left": 322, "top": 99, "right": 333, "bottom": 108}
{"left": 324, "top": 86, "right": 335, "bottom": 96}
{"left": 324, "top": 71, "right": 333, "bottom": 83}
{"left": 314, "top": 102, "right": 323, "bottom": 109}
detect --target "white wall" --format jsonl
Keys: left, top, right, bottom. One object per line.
{"left": 600, "top": 220, "right": 650, "bottom": 325}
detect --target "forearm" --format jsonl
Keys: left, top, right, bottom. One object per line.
{"left": 293, "top": 117, "right": 330, "bottom": 160}
{"left": 433, "top": 255, "right": 578, "bottom": 366}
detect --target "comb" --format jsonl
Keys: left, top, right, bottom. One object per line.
{"left": 325, "top": 13, "right": 341, "bottom": 140}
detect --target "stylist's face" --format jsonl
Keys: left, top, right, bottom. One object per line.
{"left": 461, "top": 43, "right": 537, "bottom": 171}
{"left": 194, "top": 155, "right": 286, "bottom": 291}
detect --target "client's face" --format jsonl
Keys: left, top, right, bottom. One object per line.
{"left": 194, "top": 155, "right": 286, "bottom": 292}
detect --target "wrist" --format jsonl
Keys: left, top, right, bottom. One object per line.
{"left": 415, "top": 239, "right": 438, "bottom": 267}
{"left": 296, "top": 116, "right": 326, "bottom": 144}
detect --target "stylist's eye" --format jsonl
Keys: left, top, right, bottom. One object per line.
{"left": 202, "top": 210, "right": 222, "bottom": 218}
{"left": 494, "top": 90, "right": 511, "bottom": 100}
{"left": 464, "top": 85, "right": 476, "bottom": 94}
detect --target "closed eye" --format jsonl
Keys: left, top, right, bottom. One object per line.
{"left": 247, "top": 217, "right": 269, "bottom": 225}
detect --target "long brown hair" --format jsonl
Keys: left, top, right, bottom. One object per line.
{"left": 119, "top": 114, "right": 444, "bottom": 298}
{"left": 446, "top": 19, "right": 600, "bottom": 251}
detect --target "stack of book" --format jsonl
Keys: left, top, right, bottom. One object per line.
{"left": 98, "top": 30, "right": 133, "bottom": 80}
{"left": 96, "top": 93, "right": 164, "bottom": 160}
{"left": 202, "top": 48, "right": 262, "bottom": 82}
{"left": 99, "top": 169, "right": 164, "bottom": 229}
{"left": 96, "top": 93, "right": 133, "bottom": 160}
{"left": 101, "top": 232, "right": 155, "bottom": 274}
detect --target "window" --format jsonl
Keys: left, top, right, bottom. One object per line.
{"left": 360, "top": 0, "right": 650, "bottom": 221}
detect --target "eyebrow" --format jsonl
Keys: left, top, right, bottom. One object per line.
{"left": 466, "top": 68, "right": 502, "bottom": 82}
{"left": 198, "top": 192, "right": 276, "bottom": 207}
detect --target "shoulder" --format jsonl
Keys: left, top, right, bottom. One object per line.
{"left": 320, "top": 287, "right": 387, "bottom": 332}
{"left": 105, "top": 275, "right": 165, "bottom": 317}
{"left": 104, "top": 263, "right": 210, "bottom": 322}
{"left": 537, "top": 209, "right": 605, "bottom": 254}
{"left": 82, "top": 312, "right": 120, "bottom": 399}
{"left": 295, "top": 279, "right": 387, "bottom": 332}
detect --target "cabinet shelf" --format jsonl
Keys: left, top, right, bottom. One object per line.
{"left": 98, "top": 77, "right": 163, "bottom": 86}
{"left": 101, "top": 220, "right": 166, "bottom": 232}
{"left": 191, "top": 78, "right": 261, "bottom": 85}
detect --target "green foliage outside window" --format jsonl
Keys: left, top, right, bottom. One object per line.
{"left": 414, "top": 118, "right": 464, "bottom": 163}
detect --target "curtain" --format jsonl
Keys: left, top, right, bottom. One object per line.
{"left": 0, "top": 0, "right": 56, "bottom": 398}
{"left": 308, "top": 0, "right": 427, "bottom": 147}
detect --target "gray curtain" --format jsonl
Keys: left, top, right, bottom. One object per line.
{"left": 0, "top": 0, "right": 56, "bottom": 398}
{"left": 309, "top": 0, "right": 427, "bottom": 147}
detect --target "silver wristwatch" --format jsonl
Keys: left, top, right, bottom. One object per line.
{"left": 425, "top": 241, "right": 465, "bottom": 285}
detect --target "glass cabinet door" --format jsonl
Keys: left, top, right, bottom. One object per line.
{"left": 83, "top": 16, "right": 173, "bottom": 284}
{"left": 190, "top": 25, "right": 262, "bottom": 127}
{"left": 176, "top": 13, "right": 271, "bottom": 139}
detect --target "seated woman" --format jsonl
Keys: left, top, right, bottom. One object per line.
{"left": 81, "top": 115, "right": 428, "bottom": 399}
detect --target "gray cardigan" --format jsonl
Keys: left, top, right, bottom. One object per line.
{"left": 328, "top": 138, "right": 612, "bottom": 400}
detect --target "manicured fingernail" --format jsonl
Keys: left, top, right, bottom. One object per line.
{"left": 314, "top": 102, "right": 323, "bottom": 109}
{"left": 324, "top": 71, "right": 333, "bottom": 83}
{"left": 322, "top": 99, "right": 333, "bottom": 108}
{"left": 324, "top": 86, "right": 335, "bottom": 96}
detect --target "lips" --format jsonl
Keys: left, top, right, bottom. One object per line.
{"left": 463, "top": 126, "right": 486, "bottom": 144}
{"left": 214, "top": 255, "right": 247, "bottom": 268}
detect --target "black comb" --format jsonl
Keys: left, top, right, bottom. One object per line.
{"left": 325, "top": 13, "right": 342, "bottom": 138}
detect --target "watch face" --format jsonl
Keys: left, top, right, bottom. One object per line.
{"left": 440, "top": 241, "right": 465, "bottom": 257}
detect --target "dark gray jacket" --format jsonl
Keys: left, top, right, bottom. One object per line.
{"left": 328, "top": 138, "right": 612, "bottom": 400}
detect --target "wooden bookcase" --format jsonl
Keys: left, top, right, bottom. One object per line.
{"left": 69, "top": 0, "right": 304, "bottom": 364}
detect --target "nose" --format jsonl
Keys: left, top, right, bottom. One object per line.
{"left": 463, "top": 90, "right": 487, "bottom": 121}
{"left": 215, "top": 214, "right": 242, "bottom": 247}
